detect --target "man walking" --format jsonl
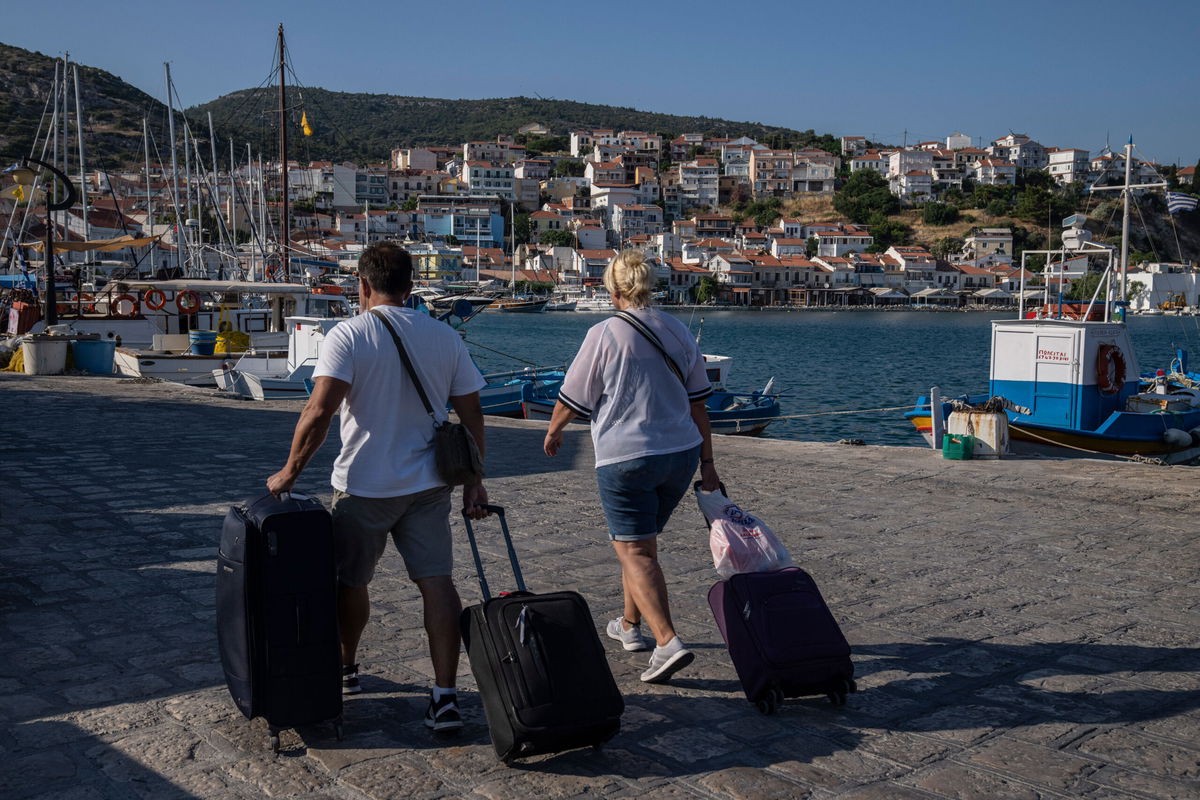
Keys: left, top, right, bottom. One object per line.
{"left": 268, "top": 243, "right": 488, "bottom": 733}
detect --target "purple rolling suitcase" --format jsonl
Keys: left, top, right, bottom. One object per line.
{"left": 708, "top": 567, "right": 855, "bottom": 715}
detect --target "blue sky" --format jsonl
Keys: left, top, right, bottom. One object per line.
{"left": 6, "top": 0, "right": 1199, "bottom": 164}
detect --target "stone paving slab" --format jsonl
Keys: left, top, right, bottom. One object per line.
{"left": 1, "top": 372, "right": 1198, "bottom": 799}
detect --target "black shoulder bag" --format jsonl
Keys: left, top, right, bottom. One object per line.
{"left": 370, "top": 309, "right": 484, "bottom": 486}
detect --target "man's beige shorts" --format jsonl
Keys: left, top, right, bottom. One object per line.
{"left": 331, "top": 486, "right": 453, "bottom": 586}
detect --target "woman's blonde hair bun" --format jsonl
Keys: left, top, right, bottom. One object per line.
{"left": 603, "top": 249, "right": 654, "bottom": 308}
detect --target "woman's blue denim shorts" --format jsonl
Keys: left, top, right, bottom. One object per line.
{"left": 595, "top": 445, "right": 700, "bottom": 542}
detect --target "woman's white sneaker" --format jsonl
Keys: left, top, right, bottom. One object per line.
{"left": 640, "top": 638, "right": 694, "bottom": 683}
{"left": 606, "top": 617, "right": 650, "bottom": 651}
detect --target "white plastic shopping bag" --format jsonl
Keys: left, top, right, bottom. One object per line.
{"left": 696, "top": 484, "right": 793, "bottom": 579}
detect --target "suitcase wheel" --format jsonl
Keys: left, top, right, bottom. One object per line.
{"left": 827, "top": 678, "right": 854, "bottom": 707}
{"left": 755, "top": 686, "right": 784, "bottom": 715}
{"left": 268, "top": 729, "right": 281, "bottom": 754}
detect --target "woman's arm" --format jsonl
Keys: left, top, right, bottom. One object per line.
{"left": 543, "top": 401, "right": 577, "bottom": 457}
{"left": 690, "top": 398, "right": 720, "bottom": 491}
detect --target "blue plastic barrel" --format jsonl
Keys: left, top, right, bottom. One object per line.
{"left": 72, "top": 339, "right": 117, "bottom": 374}
{"left": 188, "top": 330, "right": 219, "bottom": 355}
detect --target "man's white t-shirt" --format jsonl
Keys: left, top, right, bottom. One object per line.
{"left": 312, "top": 305, "right": 486, "bottom": 497}
{"left": 557, "top": 308, "right": 713, "bottom": 468}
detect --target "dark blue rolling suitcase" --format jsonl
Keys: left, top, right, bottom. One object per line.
{"left": 708, "top": 568, "right": 855, "bottom": 715}
{"left": 217, "top": 492, "right": 343, "bottom": 752}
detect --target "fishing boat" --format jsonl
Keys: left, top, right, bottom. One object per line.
{"left": 905, "top": 141, "right": 1200, "bottom": 464}
{"left": 522, "top": 354, "right": 781, "bottom": 435}
{"left": 476, "top": 366, "right": 565, "bottom": 417}
{"left": 544, "top": 298, "right": 578, "bottom": 312}
{"left": 107, "top": 279, "right": 350, "bottom": 384}
{"left": 215, "top": 316, "right": 342, "bottom": 399}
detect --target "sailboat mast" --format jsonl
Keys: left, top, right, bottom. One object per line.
{"left": 143, "top": 118, "right": 154, "bottom": 271}
{"left": 258, "top": 149, "right": 268, "bottom": 278}
{"left": 230, "top": 138, "right": 237, "bottom": 276}
{"left": 1119, "top": 139, "right": 1133, "bottom": 301}
{"left": 72, "top": 64, "right": 89, "bottom": 245}
{"left": 164, "top": 63, "right": 182, "bottom": 275}
{"left": 278, "top": 23, "right": 290, "bottom": 281}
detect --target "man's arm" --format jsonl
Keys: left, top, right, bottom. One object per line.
{"left": 449, "top": 391, "right": 489, "bottom": 519}
{"left": 266, "top": 376, "right": 350, "bottom": 496}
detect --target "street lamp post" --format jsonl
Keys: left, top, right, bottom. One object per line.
{"left": 4, "top": 157, "right": 78, "bottom": 326}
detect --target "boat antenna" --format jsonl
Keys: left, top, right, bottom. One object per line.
{"left": 695, "top": 315, "right": 705, "bottom": 345}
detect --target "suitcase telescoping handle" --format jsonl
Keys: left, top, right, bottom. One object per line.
{"left": 461, "top": 505, "right": 527, "bottom": 600}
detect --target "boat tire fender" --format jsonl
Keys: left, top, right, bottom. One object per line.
{"left": 1096, "top": 344, "right": 1126, "bottom": 395}
{"left": 144, "top": 289, "right": 168, "bottom": 311}
{"left": 176, "top": 290, "right": 201, "bottom": 314}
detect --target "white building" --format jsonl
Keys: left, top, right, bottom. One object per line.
{"left": 678, "top": 158, "right": 720, "bottom": 209}
{"left": 391, "top": 148, "right": 437, "bottom": 171}
{"left": 945, "top": 132, "right": 972, "bottom": 151}
{"left": 461, "top": 162, "right": 515, "bottom": 201}
{"left": 973, "top": 158, "right": 1017, "bottom": 186}
{"left": 988, "top": 133, "right": 1048, "bottom": 170}
{"left": 1047, "top": 148, "right": 1090, "bottom": 186}
{"left": 1126, "top": 264, "right": 1200, "bottom": 311}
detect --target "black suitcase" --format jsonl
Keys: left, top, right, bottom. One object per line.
{"left": 708, "top": 567, "right": 856, "bottom": 715}
{"left": 217, "top": 491, "right": 343, "bottom": 752}
{"left": 459, "top": 505, "right": 623, "bottom": 763}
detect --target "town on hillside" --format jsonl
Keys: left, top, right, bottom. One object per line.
{"left": 5, "top": 123, "right": 1200, "bottom": 313}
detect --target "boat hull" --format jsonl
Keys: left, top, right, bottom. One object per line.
{"left": 522, "top": 391, "right": 779, "bottom": 436}
{"left": 114, "top": 348, "right": 235, "bottom": 386}
{"left": 906, "top": 402, "right": 1200, "bottom": 464}
{"left": 494, "top": 299, "right": 548, "bottom": 313}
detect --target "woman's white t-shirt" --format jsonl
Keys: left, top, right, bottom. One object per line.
{"left": 312, "top": 306, "right": 485, "bottom": 497}
{"left": 558, "top": 308, "right": 713, "bottom": 468}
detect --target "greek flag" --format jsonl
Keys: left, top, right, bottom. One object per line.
{"left": 1166, "top": 191, "right": 1199, "bottom": 214}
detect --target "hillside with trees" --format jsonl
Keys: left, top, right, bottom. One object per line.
{"left": 190, "top": 87, "right": 841, "bottom": 163}
{"left": 0, "top": 42, "right": 168, "bottom": 168}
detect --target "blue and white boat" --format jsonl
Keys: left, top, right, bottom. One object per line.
{"left": 476, "top": 366, "right": 564, "bottom": 417}
{"left": 906, "top": 317, "right": 1200, "bottom": 463}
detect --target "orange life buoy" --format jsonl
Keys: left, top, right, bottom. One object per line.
{"left": 1097, "top": 344, "right": 1127, "bottom": 395}
{"left": 144, "top": 288, "right": 167, "bottom": 311}
{"left": 176, "top": 290, "right": 201, "bottom": 314}
{"left": 110, "top": 294, "right": 140, "bottom": 318}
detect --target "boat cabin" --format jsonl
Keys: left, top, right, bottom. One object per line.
{"left": 989, "top": 319, "right": 1140, "bottom": 431}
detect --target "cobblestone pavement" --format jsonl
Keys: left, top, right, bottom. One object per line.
{"left": 1, "top": 373, "right": 1198, "bottom": 800}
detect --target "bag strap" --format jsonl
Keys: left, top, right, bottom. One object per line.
{"left": 369, "top": 308, "right": 438, "bottom": 421}
{"left": 614, "top": 310, "right": 686, "bottom": 384}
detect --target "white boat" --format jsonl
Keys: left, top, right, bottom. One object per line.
{"left": 574, "top": 293, "right": 613, "bottom": 312}
{"left": 217, "top": 317, "right": 342, "bottom": 400}
{"left": 212, "top": 350, "right": 291, "bottom": 394}
{"left": 544, "top": 299, "right": 578, "bottom": 311}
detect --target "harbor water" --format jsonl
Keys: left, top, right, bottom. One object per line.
{"left": 463, "top": 310, "right": 1200, "bottom": 446}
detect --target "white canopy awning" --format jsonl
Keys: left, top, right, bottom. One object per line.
{"left": 111, "top": 279, "right": 313, "bottom": 295}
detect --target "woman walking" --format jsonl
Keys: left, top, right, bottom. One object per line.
{"left": 544, "top": 250, "right": 720, "bottom": 683}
